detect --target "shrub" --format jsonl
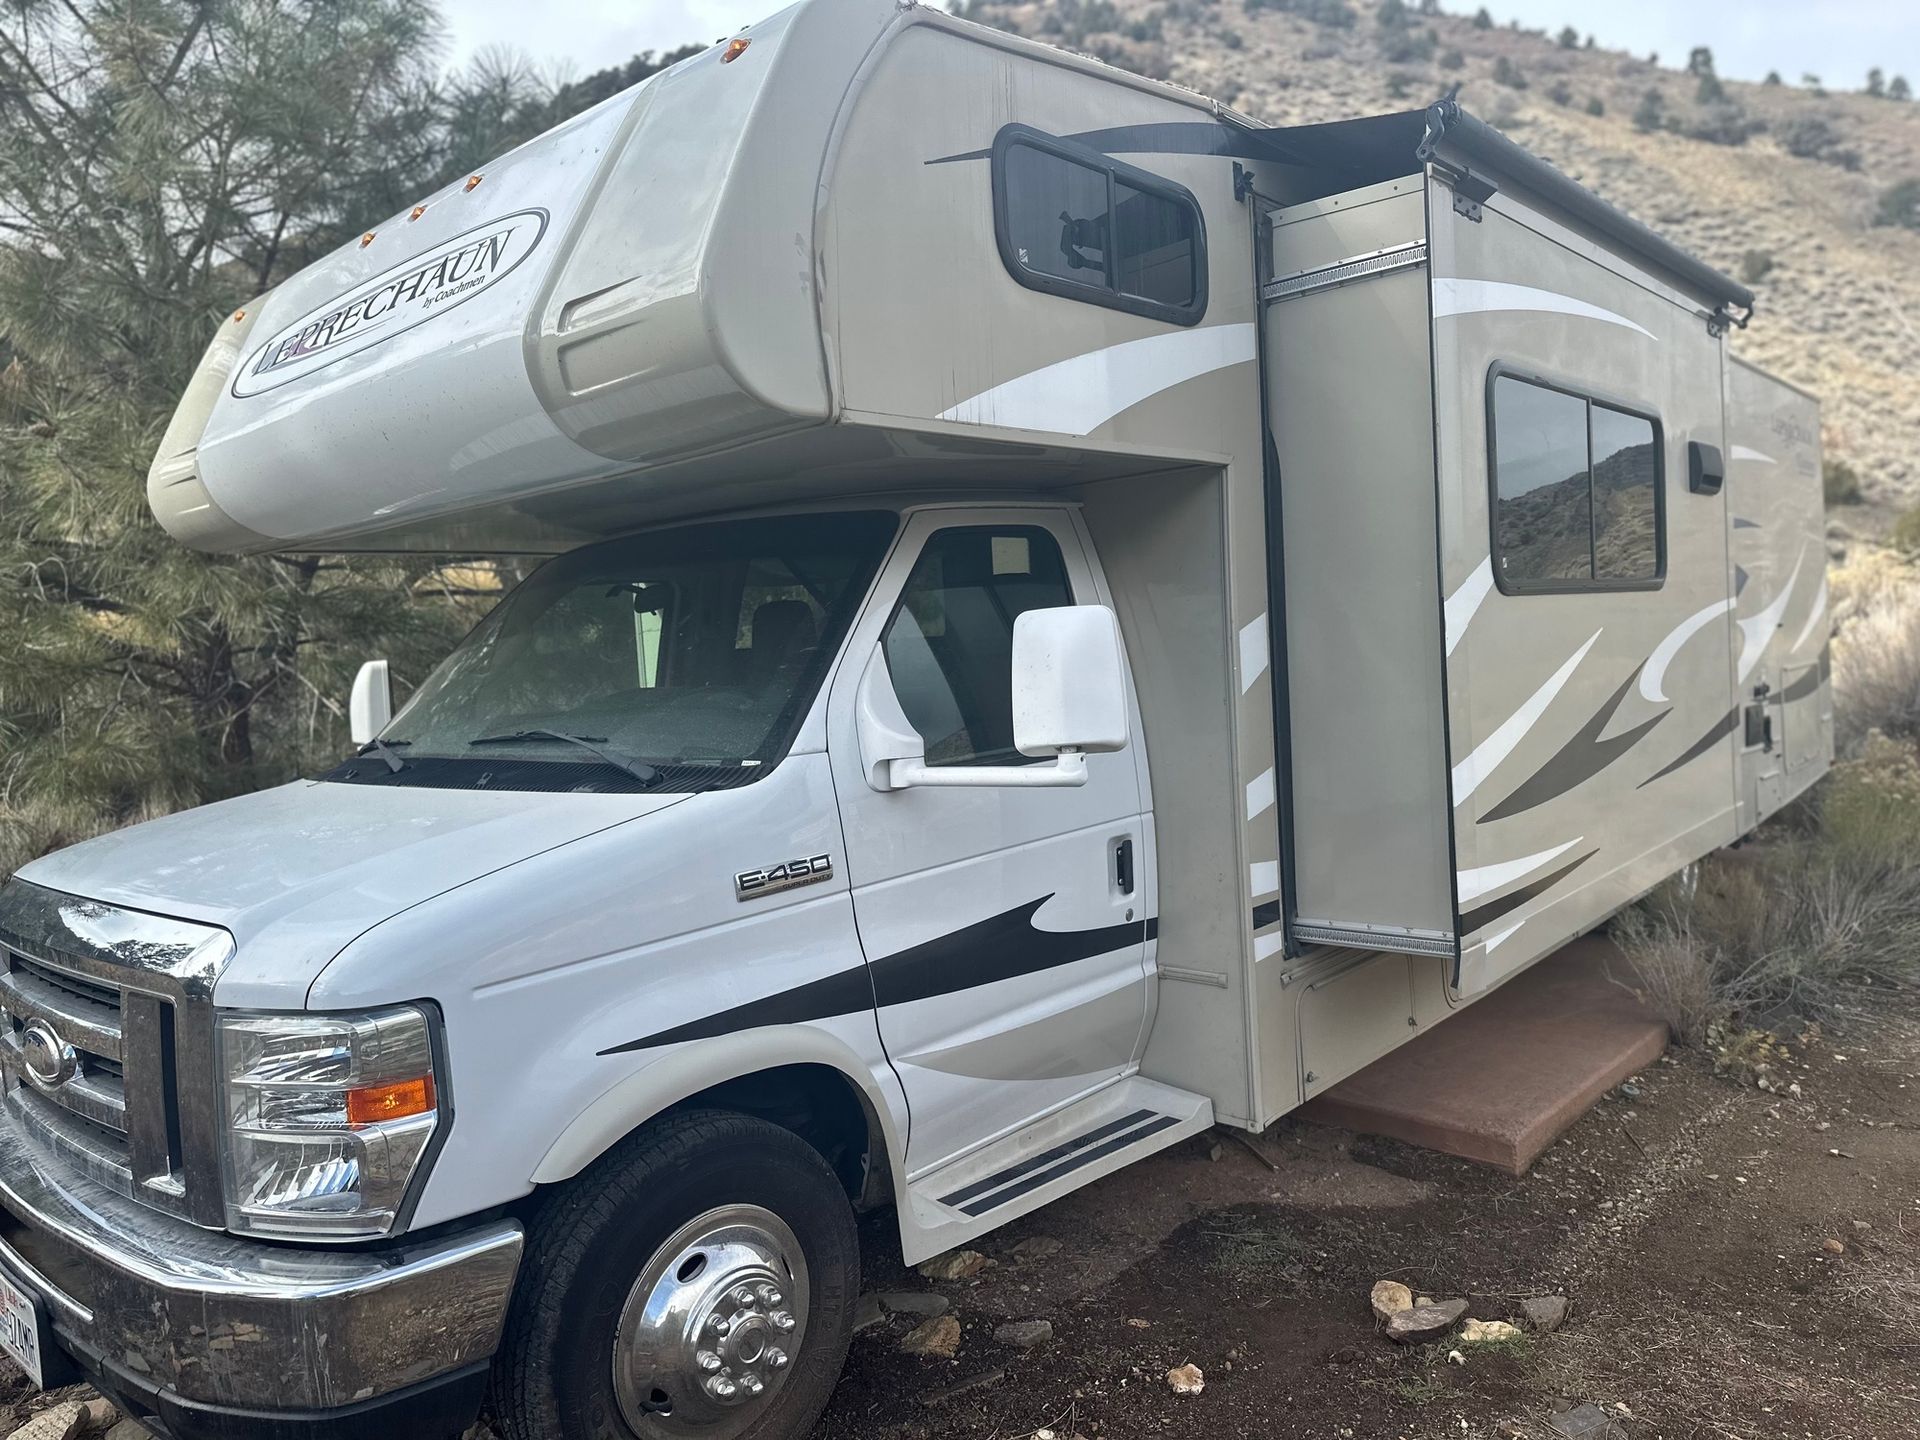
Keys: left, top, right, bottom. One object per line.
{"left": 1823, "top": 733, "right": 1920, "bottom": 865}
{"left": 1472, "top": 6, "right": 1492, "bottom": 28}
{"left": 1221, "top": 26, "right": 1244, "bottom": 47}
{"left": 1681, "top": 101, "right": 1761, "bottom": 147}
{"left": 1633, "top": 88, "right": 1665, "bottom": 132}
{"left": 1777, "top": 114, "right": 1858, "bottom": 168}
{"left": 1832, "top": 559, "right": 1920, "bottom": 752}
{"left": 1893, "top": 505, "right": 1920, "bottom": 555}
{"left": 1893, "top": 76, "right": 1913, "bottom": 102}
{"left": 1557, "top": 25, "right": 1578, "bottom": 49}
{"left": 1381, "top": 25, "right": 1435, "bottom": 62}
{"left": 1440, "top": 47, "right": 1464, "bottom": 69}
{"left": 1741, "top": 249, "right": 1775, "bottom": 284}
{"left": 1822, "top": 457, "right": 1861, "bottom": 505}
{"left": 1492, "top": 55, "right": 1526, "bottom": 89}
{"left": 1585, "top": 96, "right": 1605, "bottom": 117}
{"left": 1876, "top": 179, "right": 1920, "bottom": 230}
{"left": 1764, "top": 70, "right": 1782, "bottom": 85}
{"left": 1386, "top": 70, "right": 1414, "bottom": 99}
{"left": 1547, "top": 79, "right": 1572, "bottom": 107}
{"left": 1615, "top": 832, "right": 1920, "bottom": 1045}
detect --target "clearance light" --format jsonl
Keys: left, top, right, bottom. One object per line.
{"left": 409, "top": 205, "right": 428, "bottom": 222}
{"left": 722, "top": 36, "right": 751, "bottom": 62}
{"left": 348, "top": 1075, "right": 437, "bottom": 1127}
{"left": 359, "top": 231, "right": 376, "bottom": 247}
{"left": 465, "top": 174, "right": 484, "bottom": 192}
{"left": 232, "top": 310, "right": 246, "bottom": 323}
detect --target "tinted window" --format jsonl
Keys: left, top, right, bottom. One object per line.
{"left": 1493, "top": 377, "right": 1592, "bottom": 585}
{"left": 1591, "top": 406, "right": 1661, "bottom": 581}
{"left": 883, "top": 527, "right": 1074, "bottom": 766}
{"left": 994, "top": 128, "right": 1206, "bottom": 324}
{"left": 1003, "top": 143, "right": 1112, "bottom": 288}
{"left": 1491, "top": 374, "right": 1663, "bottom": 591}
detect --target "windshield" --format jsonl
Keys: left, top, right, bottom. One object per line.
{"left": 323, "top": 512, "right": 896, "bottom": 793}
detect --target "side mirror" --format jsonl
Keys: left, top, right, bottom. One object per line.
{"left": 349, "top": 660, "right": 392, "bottom": 746}
{"left": 857, "top": 605, "right": 1129, "bottom": 793}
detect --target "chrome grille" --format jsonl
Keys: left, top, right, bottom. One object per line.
{"left": 0, "top": 881, "right": 232, "bottom": 1227}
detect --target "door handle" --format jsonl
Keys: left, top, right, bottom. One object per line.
{"left": 1112, "top": 837, "right": 1135, "bottom": 896}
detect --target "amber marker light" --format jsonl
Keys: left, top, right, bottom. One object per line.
{"left": 722, "top": 36, "right": 751, "bottom": 62}
{"left": 359, "top": 231, "right": 376, "bottom": 247}
{"left": 346, "top": 1075, "right": 437, "bottom": 1127}
{"left": 232, "top": 310, "right": 245, "bottom": 323}
{"left": 464, "top": 174, "right": 484, "bottom": 192}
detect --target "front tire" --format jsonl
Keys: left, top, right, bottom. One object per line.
{"left": 492, "top": 1110, "right": 860, "bottom": 1440}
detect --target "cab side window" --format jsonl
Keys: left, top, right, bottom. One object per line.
{"left": 882, "top": 527, "right": 1074, "bottom": 766}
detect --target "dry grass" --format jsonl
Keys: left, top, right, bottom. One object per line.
{"left": 1838, "top": 1221, "right": 1920, "bottom": 1348}
{"left": 1832, "top": 554, "right": 1920, "bottom": 755}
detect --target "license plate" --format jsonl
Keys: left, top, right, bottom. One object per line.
{"left": 0, "top": 1267, "right": 45, "bottom": 1388}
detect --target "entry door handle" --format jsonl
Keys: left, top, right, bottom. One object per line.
{"left": 1112, "top": 837, "right": 1135, "bottom": 896}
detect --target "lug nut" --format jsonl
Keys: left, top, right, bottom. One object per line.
{"left": 708, "top": 1315, "right": 731, "bottom": 1336}
{"left": 760, "top": 1286, "right": 783, "bottom": 1306}
{"left": 741, "top": 1375, "right": 765, "bottom": 1395}
{"left": 766, "top": 1347, "right": 789, "bottom": 1369}
{"left": 734, "top": 1287, "right": 756, "bottom": 1307}
{"left": 707, "top": 1376, "right": 737, "bottom": 1399}
{"left": 769, "top": 1310, "right": 795, "bottom": 1332}
{"left": 697, "top": 1350, "right": 722, "bottom": 1373}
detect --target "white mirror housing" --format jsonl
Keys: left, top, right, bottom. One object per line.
{"left": 349, "top": 660, "right": 393, "bottom": 747}
{"left": 855, "top": 605, "right": 1129, "bottom": 793}
{"left": 1012, "top": 605, "right": 1131, "bottom": 757}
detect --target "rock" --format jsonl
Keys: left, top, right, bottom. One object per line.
{"left": 1551, "top": 1403, "right": 1628, "bottom": 1440}
{"left": 900, "top": 1314, "right": 962, "bottom": 1358}
{"left": 1446, "top": 1348, "right": 1467, "bottom": 1366}
{"left": 1008, "top": 1236, "right": 1063, "bottom": 1263}
{"left": 75, "top": 1401, "right": 120, "bottom": 1437}
{"left": 12, "top": 1404, "right": 89, "bottom": 1440}
{"left": 1125, "top": 1317, "right": 1151, "bottom": 1329}
{"left": 854, "top": 1293, "right": 886, "bottom": 1332}
{"left": 918, "top": 1250, "right": 990, "bottom": 1281}
{"left": 1521, "top": 1295, "right": 1570, "bottom": 1333}
{"left": 1166, "top": 1362, "right": 1205, "bottom": 1395}
{"left": 1822, "top": 1238, "right": 1846, "bottom": 1255}
{"left": 1384, "top": 1298, "right": 1469, "bottom": 1345}
{"left": 1618, "top": 1081, "right": 1644, "bottom": 1101}
{"left": 1459, "top": 1319, "right": 1523, "bottom": 1345}
{"left": 1369, "top": 1279, "right": 1415, "bottom": 1324}
{"left": 993, "top": 1319, "right": 1054, "bottom": 1349}
{"left": 877, "top": 1290, "right": 951, "bottom": 1317}
{"left": 104, "top": 1424, "right": 150, "bottom": 1440}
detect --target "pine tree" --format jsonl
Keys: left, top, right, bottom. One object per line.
{"left": 0, "top": 0, "right": 559, "bottom": 872}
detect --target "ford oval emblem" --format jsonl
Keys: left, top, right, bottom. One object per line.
{"left": 20, "top": 1019, "right": 78, "bottom": 1089}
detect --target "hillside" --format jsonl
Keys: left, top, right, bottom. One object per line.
{"left": 965, "top": 0, "right": 1920, "bottom": 553}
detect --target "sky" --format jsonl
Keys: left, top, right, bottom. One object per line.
{"left": 441, "top": 1, "right": 1919, "bottom": 92}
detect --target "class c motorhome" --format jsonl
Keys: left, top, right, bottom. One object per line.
{"left": 0, "top": 3, "right": 1830, "bottom": 1437}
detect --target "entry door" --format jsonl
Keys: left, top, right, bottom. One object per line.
{"left": 827, "top": 509, "right": 1151, "bottom": 1176}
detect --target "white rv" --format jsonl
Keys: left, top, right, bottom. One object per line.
{"left": 0, "top": 3, "right": 1829, "bottom": 1437}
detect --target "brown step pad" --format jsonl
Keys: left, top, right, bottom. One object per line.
{"left": 1300, "top": 936, "right": 1667, "bottom": 1174}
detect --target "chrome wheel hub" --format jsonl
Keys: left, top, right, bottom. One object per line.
{"left": 613, "top": 1205, "right": 809, "bottom": 1437}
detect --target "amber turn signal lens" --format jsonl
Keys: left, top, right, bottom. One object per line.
{"left": 359, "top": 232, "right": 376, "bottom": 247}
{"left": 464, "top": 174, "right": 484, "bottom": 192}
{"left": 409, "top": 205, "right": 428, "bottom": 221}
{"left": 722, "top": 37, "right": 751, "bottom": 63}
{"left": 346, "top": 1075, "right": 436, "bottom": 1127}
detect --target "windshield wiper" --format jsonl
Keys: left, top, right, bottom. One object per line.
{"left": 356, "top": 738, "right": 411, "bottom": 773}
{"left": 467, "top": 730, "right": 660, "bottom": 786}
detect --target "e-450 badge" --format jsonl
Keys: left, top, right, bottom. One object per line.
{"left": 735, "top": 854, "right": 833, "bottom": 901}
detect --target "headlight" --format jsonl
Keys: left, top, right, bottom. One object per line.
{"left": 218, "top": 1005, "right": 442, "bottom": 1240}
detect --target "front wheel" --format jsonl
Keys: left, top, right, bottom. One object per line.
{"left": 492, "top": 1110, "right": 860, "bottom": 1440}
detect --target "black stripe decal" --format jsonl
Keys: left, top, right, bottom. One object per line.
{"left": 1459, "top": 850, "right": 1597, "bottom": 936}
{"left": 959, "top": 1114, "right": 1182, "bottom": 1216}
{"left": 1637, "top": 707, "right": 1739, "bottom": 788}
{"left": 1783, "top": 665, "right": 1822, "bottom": 702}
{"left": 937, "top": 1109, "right": 1154, "bottom": 1207}
{"left": 928, "top": 120, "right": 1271, "bottom": 166}
{"left": 1252, "top": 900, "right": 1283, "bottom": 931}
{"left": 599, "top": 897, "right": 1152, "bottom": 1055}
{"left": 1480, "top": 665, "right": 1667, "bottom": 823}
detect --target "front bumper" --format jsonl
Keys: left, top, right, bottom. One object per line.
{"left": 0, "top": 1118, "right": 522, "bottom": 1439}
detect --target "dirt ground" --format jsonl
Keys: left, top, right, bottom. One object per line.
{"left": 3, "top": 991, "right": 1916, "bottom": 1440}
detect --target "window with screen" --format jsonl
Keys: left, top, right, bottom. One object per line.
{"left": 882, "top": 527, "right": 1075, "bottom": 767}
{"left": 1490, "top": 372, "right": 1663, "bottom": 592}
{"left": 993, "top": 125, "right": 1206, "bottom": 325}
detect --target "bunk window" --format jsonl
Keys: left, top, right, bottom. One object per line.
{"left": 1490, "top": 372, "right": 1664, "bottom": 593}
{"left": 992, "top": 124, "right": 1207, "bottom": 326}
